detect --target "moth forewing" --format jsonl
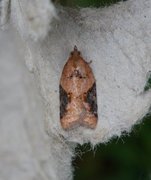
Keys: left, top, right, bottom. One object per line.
{"left": 60, "top": 46, "right": 98, "bottom": 130}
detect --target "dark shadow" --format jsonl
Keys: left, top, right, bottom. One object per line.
{"left": 73, "top": 114, "right": 151, "bottom": 180}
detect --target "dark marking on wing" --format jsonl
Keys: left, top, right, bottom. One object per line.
{"left": 60, "top": 85, "right": 68, "bottom": 119}
{"left": 86, "top": 82, "right": 98, "bottom": 117}
{"left": 69, "top": 69, "right": 84, "bottom": 79}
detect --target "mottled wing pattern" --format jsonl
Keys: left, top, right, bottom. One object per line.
{"left": 59, "top": 85, "right": 68, "bottom": 119}
{"left": 86, "top": 82, "right": 98, "bottom": 117}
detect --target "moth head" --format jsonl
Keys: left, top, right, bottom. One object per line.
{"left": 70, "top": 46, "right": 81, "bottom": 56}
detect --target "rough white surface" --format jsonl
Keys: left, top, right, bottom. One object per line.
{"left": 0, "top": 0, "right": 10, "bottom": 27}
{"left": 0, "top": 0, "right": 56, "bottom": 40}
{"left": 0, "top": 29, "right": 74, "bottom": 180}
{"left": 0, "top": 0, "right": 151, "bottom": 179}
{"left": 26, "top": 0, "right": 151, "bottom": 145}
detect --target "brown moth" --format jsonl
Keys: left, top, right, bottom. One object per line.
{"left": 60, "top": 46, "right": 98, "bottom": 130}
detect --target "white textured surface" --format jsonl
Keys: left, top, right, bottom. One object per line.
{"left": 0, "top": 0, "right": 10, "bottom": 27}
{"left": 0, "top": 29, "right": 73, "bottom": 180}
{"left": 26, "top": 0, "right": 151, "bottom": 144}
{"left": 0, "top": 0, "right": 56, "bottom": 40}
{"left": 0, "top": 0, "right": 151, "bottom": 179}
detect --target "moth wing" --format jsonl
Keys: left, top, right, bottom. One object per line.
{"left": 60, "top": 85, "right": 68, "bottom": 119}
{"left": 86, "top": 82, "right": 98, "bottom": 117}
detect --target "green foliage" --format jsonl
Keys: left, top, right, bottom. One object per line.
{"left": 58, "top": 0, "right": 125, "bottom": 7}
{"left": 73, "top": 114, "right": 151, "bottom": 180}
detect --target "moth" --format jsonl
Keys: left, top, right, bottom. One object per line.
{"left": 60, "top": 46, "right": 98, "bottom": 130}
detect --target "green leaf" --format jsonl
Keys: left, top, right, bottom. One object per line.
{"left": 58, "top": 0, "right": 126, "bottom": 7}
